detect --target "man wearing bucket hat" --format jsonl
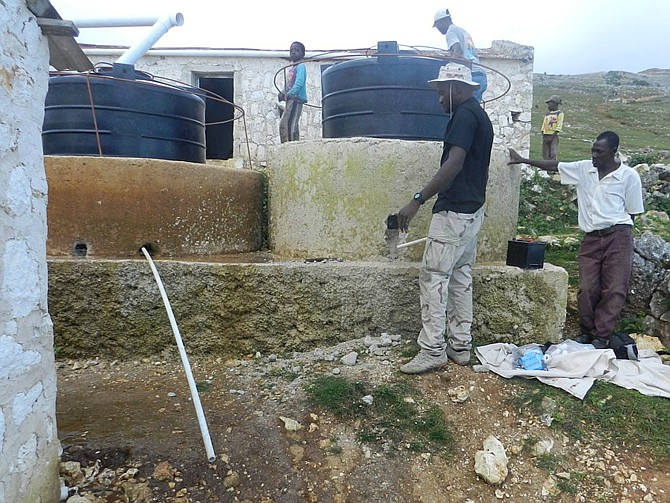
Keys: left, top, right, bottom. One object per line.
{"left": 541, "top": 95, "right": 564, "bottom": 160}
{"left": 433, "top": 8, "right": 488, "bottom": 103}
{"left": 397, "top": 63, "right": 494, "bottom": 374}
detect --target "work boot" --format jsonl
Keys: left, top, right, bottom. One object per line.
{"left": 591, "top": 337, "right": 610, "bottom": 350}
{"left": 574, "top": 334, "right": 594, "bottom": 344}
{"left": 400, "top": 351, "right": 448, "bottom": 374}
{"left": 447, "top": 346, "right": 471, "bottom": 366}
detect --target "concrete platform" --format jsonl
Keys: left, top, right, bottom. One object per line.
{"left": 48, "top": 259, "right": 567, "bottom": 359}
{"left": 269, "top": 139, "right": 521, "bottom": 262}
{"left": 45, "top": 156, "right": 264, "bottom": 257}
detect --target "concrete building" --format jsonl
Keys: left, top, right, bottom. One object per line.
{"left": 79, "top": 40, "right": 534, "bottom": 165}
{"left": 1, "top": 1, "right": 64, "bottom": 501}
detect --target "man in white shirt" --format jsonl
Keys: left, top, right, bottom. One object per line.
{"left": 433, "top": 8, "right": 488, "bottom": 103}
{"left": 508, "top": 131, "right": 644, "bottom": 349}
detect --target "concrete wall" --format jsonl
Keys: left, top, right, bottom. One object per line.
{"left": 47, "top": 260, "right": 567, "bottom": 359}
{"left": 45, "top": 156, "right": 264, "bottom": 257}
{"left": 82, "top": 41, "right": 534, "bottom": 166}
{"left": 0, "top": 1, "right": 61, "bottom": 501}
{"left": 268, "top": 140, "right": 520, "bottom": 262}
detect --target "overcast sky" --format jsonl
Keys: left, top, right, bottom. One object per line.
{"left": 52, "top": 0, "right": 669, "bottom": 75}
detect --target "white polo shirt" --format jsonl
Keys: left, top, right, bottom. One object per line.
{"left": 558, "top": 160, "right": 644, "bottom": 233}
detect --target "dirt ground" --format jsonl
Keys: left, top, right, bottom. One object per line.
{"left": 57, "top": 320, "right": 670, "bottom": 503}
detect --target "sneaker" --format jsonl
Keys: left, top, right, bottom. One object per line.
{"left": 591, "top": 337, "right": 610, "bottom": 350}
{"left": 574, "top": 334, "right": 594, "bottom": 344}
{"left": 447, "top": 346, "right": 471, "bottom": 366}
{"left": 400, "top": 351, "right": 448, "bottom": 374}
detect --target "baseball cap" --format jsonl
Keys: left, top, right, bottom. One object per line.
{"left": 433, "top": 8, "right": 451, "bottom": 26}
{"left": 545, "top": 95, "right": 562, "bottom": 104}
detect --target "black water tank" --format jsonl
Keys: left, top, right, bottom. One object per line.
{"left": 43, "top": 72, "right": 206, "bottom": 163}
{"left": 322, "top": 44, "right": 450, "bottom": 140}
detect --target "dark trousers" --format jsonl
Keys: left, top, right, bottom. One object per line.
{"left": 577, "top": 227, "right": 633, "bottom": 340}
{"left": 542, "top": 134, "right": 559, "bottom": 160}
{"left": 279, "top": 100, "right": 303, "bottom": 143}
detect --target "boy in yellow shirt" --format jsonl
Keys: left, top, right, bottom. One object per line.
{"left": 541, "top": 95, "right": 564, "bottom": 160}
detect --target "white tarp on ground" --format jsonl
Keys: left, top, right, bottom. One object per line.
{"left": 475, "top": 343, "right": 670, "bottom": 400}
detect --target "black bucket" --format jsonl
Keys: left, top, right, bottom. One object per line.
{"left": 43, "top": 72, "right": 206, "bottom": 163}
{"left": 321, "top": 43, "right": 451, "bottom": 141}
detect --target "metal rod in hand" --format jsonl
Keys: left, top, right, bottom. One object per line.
{"left": 141, "top": 247, "right": 216, "bottom": 463}
{"left": 396, "top": 237, "right": 428, "bottom": 249}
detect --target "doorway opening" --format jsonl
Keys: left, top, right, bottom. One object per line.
{"left": 198, "top": 75, "right": 234, "bottom": 160}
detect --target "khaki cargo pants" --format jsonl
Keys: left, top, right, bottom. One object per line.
{"left": 417, "top": 207, "right": 484, "bottom": 357}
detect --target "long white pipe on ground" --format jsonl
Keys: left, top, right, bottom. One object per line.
{"left": 141, "top": 247, "right": 216, "bottom": 463}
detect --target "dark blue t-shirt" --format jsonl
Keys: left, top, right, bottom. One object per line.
{"left": 433, "top": 97, "right": 494, "bottom": 214}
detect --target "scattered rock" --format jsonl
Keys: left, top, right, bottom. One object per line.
{"left": 152, "top": 461, "right": 175, "bottom": 481}
{"left": 541, "top": 475, "right": 561, "bottom": 497}
{"left": 474, "top": 435, "right": 509, "bottom": 485}
{"left": 65, "top": 496, "right": 91, "bottom": 503}
{"left": 279, "top": 416, "right": 302, "bottom": 431}
{"left": 340, "top": 352, "right": 358, "bottom": 366}
{"left": 448, "top": 385, "right": 470, "bottom": 403}
{"left": 224, "top": 471, "right": 241, "bottom": 488}
{"left": 60, "top": 461, "right": 84, "bottom": 486}
{"left": 532, "top": 438, "right": 554, "bottom": 456}
{"left": 120, "top": 480, "right": 152, "bottom": 502}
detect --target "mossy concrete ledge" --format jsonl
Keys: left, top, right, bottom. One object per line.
{"left": 48, "top": 259, "right": 567, "bottom": 359}
{"left": 268, "top": 138, "right": 521, "bottom": 262}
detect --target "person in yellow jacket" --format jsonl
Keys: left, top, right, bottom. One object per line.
{"left": 541, "top": 95, "right": 564, "bottom": 160}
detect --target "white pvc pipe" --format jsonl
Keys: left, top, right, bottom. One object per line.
{"left": 116, "top": 13, "right": 184, "bottom": 66}
{"left": 141, "top": 247, "right": 216, "bottom": 463}
{"left": 396, "top": 237, "right": 428, "bottom": 249}
{"left": 83, "top": 48, "right": 342, "bottom": 59}
{"left": 73, "top": 17, "right": 165, "bottom": 28}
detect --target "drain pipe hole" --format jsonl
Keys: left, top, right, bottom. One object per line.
{"left": 72, "top": 241, "right": 88, "bottom": 258}
{"left": 139, "top": 243, "right": 161, "bottom": 257}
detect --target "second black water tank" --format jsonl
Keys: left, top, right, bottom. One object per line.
{"left": 321, "top": 49, "right": 451, "bottom": 141}
{"left": 43, "top": 72, "right": 206, "bottom": 163}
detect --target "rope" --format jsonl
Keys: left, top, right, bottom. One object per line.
{"left": 84, "top": 73, "right": 103, "bottom": 156}
{"left": 51, "top": 68, "right": 252, "bottom": 167}
{"left": 272, "top": 45, "right": 514, "bottom": 108}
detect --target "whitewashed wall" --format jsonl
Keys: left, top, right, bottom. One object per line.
{"left": 0, "top": 1, "right": 60, "bottom": 502}
{"left": 83, "top": 40, "right": 534, "bottom": 166}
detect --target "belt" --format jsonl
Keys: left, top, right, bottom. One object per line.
{"left": 586, "top": 224, "right": 631, "bottom": 237}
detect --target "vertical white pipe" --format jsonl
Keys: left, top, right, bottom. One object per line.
{"left": 116, "top": 13, "right": 184, "bottom": 66}
{"left": 141, "top": 247, "right": 216, "bottom": 463}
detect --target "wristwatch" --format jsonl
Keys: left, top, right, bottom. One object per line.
{"left": 413, "top": 192, "right": 425, "bottom": 205}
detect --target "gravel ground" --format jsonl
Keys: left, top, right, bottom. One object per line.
{"left": 57, "top": 333, "right": 670, "bottom": 503}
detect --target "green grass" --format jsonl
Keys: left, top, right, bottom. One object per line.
{"left": 195, "top": 380, "right": 212, "bottom": 392}
{"left": 305, "top": 375, "right": 368, "bottom": 416}
{"left": 544, "top": 248, "right": 579, "bottom": 287}
{"left": 508, "top": 379, "right": 670, "bottom": 461}
{"left": 530, "top": 72, "right": 670, "bottom": 161}
{"left": 305, "top": 375, "right": 456, "bottom": 455}
{"left": 535, "top": 453, "right": 563, "bottom": 471}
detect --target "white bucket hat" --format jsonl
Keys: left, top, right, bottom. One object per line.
{"left": 428, "top": 63, "right": 480, "bottom": 88}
